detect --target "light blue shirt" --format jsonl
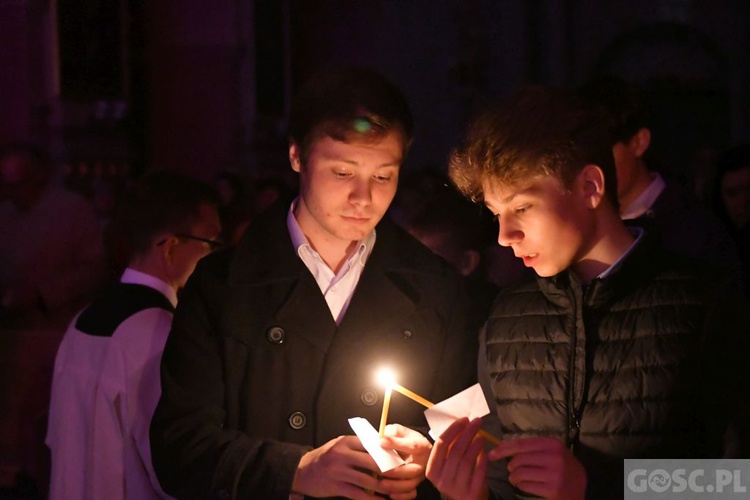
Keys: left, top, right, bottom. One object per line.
{"left": 597, "top": 227, "right": 645, "bottom": 281}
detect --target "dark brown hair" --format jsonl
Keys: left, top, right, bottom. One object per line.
{"left": 577, "top": 75, "right": 652, "bottom": 144}
{"left": 449, "top": 85, "right": 619, "bottom": 210}
{"left": 113, "top": 170, "right": 220, "bottom": 256}
{"left": 288, "top": 66, "right": 414, "bottom": 165}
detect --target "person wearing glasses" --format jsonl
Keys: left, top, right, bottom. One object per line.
{"left": 46, "top": 171, "right": 222, "bottom": 500}
{"left": 150, "top": 67, "right": 476, "bottom": 499}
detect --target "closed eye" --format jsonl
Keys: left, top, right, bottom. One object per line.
{"left": 515, "top": 205, "right": 530, "bottom": 214}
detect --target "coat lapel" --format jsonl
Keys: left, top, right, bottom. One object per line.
{"left": 227, "top": 201, "right": 337, "bottom": 352}
{"left": 317, "top": 217, "right": 428, "bottom": 398}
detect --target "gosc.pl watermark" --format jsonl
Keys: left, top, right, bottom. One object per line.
{"left": 625, "top": 460, "right": 749, "bottom": 498}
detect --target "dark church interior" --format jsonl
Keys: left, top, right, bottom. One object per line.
{"left": 2, "top": 0, "right": 750, "bottom": 498}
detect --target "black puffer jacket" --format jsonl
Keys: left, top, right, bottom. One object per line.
{"left": 482, "top": 230, "right": 750, "bottom": 499}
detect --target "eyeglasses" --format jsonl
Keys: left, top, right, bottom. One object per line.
{"left": 157, "top": 233, "right": 226, "bottom": 251}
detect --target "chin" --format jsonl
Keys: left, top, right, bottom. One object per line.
{"left": 533, "top": 266, "right": 558, "bottom": 278}
{"left": 341, "top": 226, "right": 373, "bottom": 241}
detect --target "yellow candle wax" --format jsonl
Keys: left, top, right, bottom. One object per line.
{"left": 391, "top": 382, "right": 502, "bottom": 445}
{"left": 378, "top": 386, "right": 392, "bottom": 438}
{"left": 390, "top": 382, "right": 435, "bottom": 408}
{"left": 478, "top": 429, "right": 502, "bottom": 445}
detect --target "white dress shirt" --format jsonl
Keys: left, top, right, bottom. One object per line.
{"left": 287, "top": 200, "right": 376, "bottom": 324}
{"left": 46, "top": 269, "right": 177, "bottom": 500}
{"left": 620, "top": 172, "right": 666, "bottom": 220}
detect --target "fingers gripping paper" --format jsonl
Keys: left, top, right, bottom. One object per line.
{"left": 348, "top": 417, "right": 406, "bottom": 473}
{"left": 423, "top": 383, "right": 490, "bottom": 440}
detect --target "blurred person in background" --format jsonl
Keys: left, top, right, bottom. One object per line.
{"left": 577, "top": 76, "right": 744, "bottom": 288}
{"left": 0, "top": 141, "right": 107, "bottom": 331}
{"left": 712, "top": 143, "right": 750, "bottom": 292}
{"left": 396, "top": 179, "right": 499, "bottom": 336}
{"left": 46, "top": 171, "right": 222, "bottom": 500}
{"left": 213, "top": 171, "right": 254, "bottom": 245}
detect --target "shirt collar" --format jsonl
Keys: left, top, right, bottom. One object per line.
{"left": 620, "top": 172, "right": 666, "bottom": 220}
{"left": 596, "top": 226, "right": 645, "bottom": 281}
{"left": 286, "top": 197, "right": 376, "bottom": 268}
{"left": 121, "top": 268, "right": 178, "bottom": 307}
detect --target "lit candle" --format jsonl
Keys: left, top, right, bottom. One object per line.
{"left": 477, "top": 428, "right": 503, "bottom": 445}
{"left": 378, "top": 386, "right": 392, "bottom": 438}
{"left": 389, "top": 381, "right": 435, "bottom": 408}
{"left": 375, "top": 368, "right": 397, "bottom": 439}
{"left": 375, "top": 367, "right": 502, "bottom": 445}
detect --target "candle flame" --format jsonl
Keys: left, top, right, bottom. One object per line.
{"left": 375, "top": 367, "right": 397, "bottom": 388}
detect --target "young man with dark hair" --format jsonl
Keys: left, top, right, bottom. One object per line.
{"left": 47, "top": 171, "right": 222, "bottom": 500}
{"left": 577, "top": 75, "right": 743, "bottom": 285}
{"left": 150, "top": 67, "right": 475, "bottom": 499}
{"left": 425, "top": 86, "right": 750, "bottom": 499}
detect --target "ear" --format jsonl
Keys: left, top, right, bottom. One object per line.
{"left": 458, "top": 250, "right": 481, "bottom": 277}
{"left": 157, "top": 234, "right": 178, "bottom": 264}
{"left": 630, "top": 127, "right": 651, "bottom": 158}
{"left": 578, "top": 164, "right": 606, "bottom": 209}
{"left": 289, "top": 143, "right": 302, "bottom": 173}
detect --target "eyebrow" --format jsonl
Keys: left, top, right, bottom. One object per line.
{"left": 317, "top": 151, "right": 401, "bottom": 166}
{"left": 486, "top": 182, "right": 547, "bottom": 211}
{"left": 499, "top": 191, "right": 520, "bottom": 204}
{"left": 324, "top": 157, "right": 401, "bottom": 168}
{"left": 487, "top": 187, "right": 524, "bottom": 207}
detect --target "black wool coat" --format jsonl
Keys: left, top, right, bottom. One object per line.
{"left": 150, "top": 201, "right": 477, "bottom": 499}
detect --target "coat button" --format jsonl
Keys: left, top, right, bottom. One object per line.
{"left": 360, "top": 388, "right": 378, "bottom": 406}
{"left": 402, "top": 329, "right": 413, "bottom": 340}
{"left": 267, "top": 326, "right": 285, "bottom": 344}
{"left": 288, "top": 411, "right": 306, "bottom": 430}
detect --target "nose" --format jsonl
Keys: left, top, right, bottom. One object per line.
{"left": 349, "top": 178, "right": 372, "bottom": 206}
{"left": 497, "top": 216, "right": 522, "bottom": 247}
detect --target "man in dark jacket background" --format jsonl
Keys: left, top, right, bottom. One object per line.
{"left": 150, "top": 67, "right": 477, "bottom": 499}
{"left": 425, "top": 86, "right": 750, "bottom": 500}
{"left": 576, "top": 75, "right": 744, "bottom": 288}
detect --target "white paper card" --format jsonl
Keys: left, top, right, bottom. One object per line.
{"left": 348, "top": 417, "right": 406, "bottom": 473}
{"left": 423, "top": 383, "right": 490, "bottom": 439}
